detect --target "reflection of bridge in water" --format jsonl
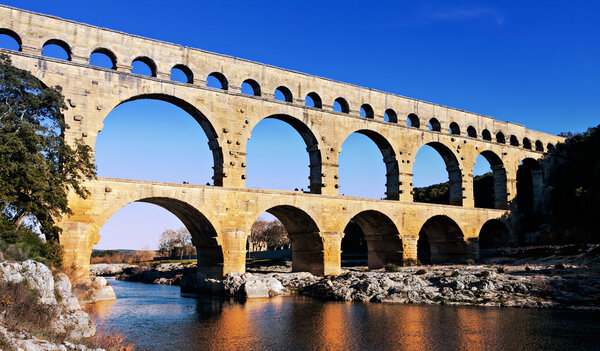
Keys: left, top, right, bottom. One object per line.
{"left": 0, "top": 5, "right": 562, "bottom": 277}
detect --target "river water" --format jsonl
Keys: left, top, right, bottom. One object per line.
{"left": 84, "top": 278, "right": 599, "bottom": 351}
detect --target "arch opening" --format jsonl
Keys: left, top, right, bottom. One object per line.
{"left": 241, "top": 79, "right": 261, "bottom": 96}
{"left": 274, "top": 86, "right": 293, "bottom": 102}
{"left": 384, "top": 109, "right": 397, "bottom": 123}
{"left": 359, "top": 104, "right": 374, "bottom": 118}
{"left": 407, "top": 113, "right": 420, "bottom": 128}
{"left": 246, "top": 115, "right": 322, "bottom": 194}
{"left": 535, "top": 140, "right": 544, "bottom": 152}
{"left": 449, "top": 122, "right": 460, "bottom": 135}
{"left": 90, "top": 48, "right": 117, "bottom": 69}
{"left": 342, "top": 211, "right": 403, "bottom": 269}
{"left": 547, "top": 143, "right": 555, "bottom": 153}
{"left": 95, "top": 94, "right": 223, "bottom": 186}
{"left": 523, "top": 138, "right": 532, "bottom": 150}
{"left": 206, "top": 72, "right": 228, "bottom": 90}
{"left": 496, "top": 132, "right": 506, "bottom": 144}
{"left": 96, "top": 199, "right": 222, "bottom": 277}
{"left": 467, "top": 126, "right": 477, "bottom": 138}
{"left": 418, "top": 215, "right": 467, "bottom": 264}
{"left": 429, "top": 118, "right": 441, "bottom": 132}
{"left": 252, "top": 206, "right": 323, "bottom": 275}
{"left": 473, "top": 151, "right": 507, "bottom": 209}
{"left": 171, "top": 64, "right": 194, "bottom": 84}
{"left": 333, "top": 97, "right": 349, "bottom": 113}
{"left": 516, "top": 158, "right": 542, "bottom": 214}
{"left": 305, "top": 92, "right": 322, "bottom": 108}
{"left": 413, "top": 142, "right": 463, "bottom": 206}
{"left": 0, "top": 29, "right": 22, "bottom": 51}
{"left": 338, "top": 130, "right": 399, "bottom": 200}
{"left": 510, "top": 135, "right": 519, "bottom": 146}
{"left": 131, "top": 56, "right": 156, "bottom": 77}
{"left": 482, "top": 129, "right": 491, "bottom": 141}
{"left": 42, "top": 39, "right": 71, "bottom": 60}
{"left": 479, "top": 220, "right": 511, "bottom": 254}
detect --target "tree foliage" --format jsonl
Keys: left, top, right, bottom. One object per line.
{"left": 0, "top": 54, "right": 95, "bottom": 241}
{"left": 158, "top": 227, "right": 195, "bottom": 259}
{"left": 250, "top": 219, "right": 289, "bottom": 250}
{"left": 545, "top": 125, "right": 600, "bottom": 242}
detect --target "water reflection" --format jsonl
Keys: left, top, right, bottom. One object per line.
{"left": 85, "top": 279, "right": 600, "bottom": 351}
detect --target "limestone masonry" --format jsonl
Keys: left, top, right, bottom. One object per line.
{"left": 0, "top": 5, "right": 564, "bottom": 278}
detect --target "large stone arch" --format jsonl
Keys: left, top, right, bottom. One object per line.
{"left": 246, "top": 114, "right": 323, "bottom": 194}
{"left": 475, "top": 150, "right": 508, "bottom": 209}
{"left": 478, "top": 219, "right": 512, "bottom": 254}
{"left": 516, "top": 157, "right": 543, "bottom": 213}
{"left": 251, "top": 205, "right": 324, "bottom": 275}
{"left": 338, "top": 129, "right": 399, "bottom": 200}
{"left": 417, "top": 215, "right": 467, "bottom": 263}
{"left": 96, "top": 196, "right": 224, "bottom": 277}
{"left": 101, "top": 93, "right": 225, "bottom": 186}
{"left": 344, "top": 210, "right": 403, "bottom": 269}
{"left": 412, "top": 141, "right": 463, "bottom": 206}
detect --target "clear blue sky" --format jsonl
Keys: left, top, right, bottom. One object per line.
{"left": 2, "top": 1, "right": 598, "bottom": 249}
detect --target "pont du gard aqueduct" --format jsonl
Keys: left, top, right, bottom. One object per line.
{"left": 0, "top": 5, "right": 563, "bottom": 278}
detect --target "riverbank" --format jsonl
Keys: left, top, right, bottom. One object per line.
{"left": 95, "top": 244, "right": 600, "bottom": 309}
{"left": 0, "top": 260, "right": 114, "bottom": 350}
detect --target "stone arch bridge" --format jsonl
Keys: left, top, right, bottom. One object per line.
{"left": 0, "top": 6, "right": 563, "bottom": 277}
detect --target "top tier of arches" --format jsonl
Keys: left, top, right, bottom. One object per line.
{"left": 0, "top": 5, "right": 562, "bottom": 151}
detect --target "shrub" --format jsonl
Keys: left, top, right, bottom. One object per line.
{"left": 85, "top": 329, "right": 135, "bottom": 351}
{"left": 385, "top": 263, "right": 401, "bottom": 272}
{"left": 554, "top": 263, "right": 565, "bottom": 269}
{"left": 466, "top": 259, "right": 475, "bottom": 265}
{"left": 415, "top": 269, "right": 427, "bottom": 275}
{"left": 0, "top": 280, "right": 58, "bottom": 339}
{"left": 497, "top": 267, "right": 505, "bottom": 273}
{"left": 451, "top": 271, "right": 459, "bottom": 277}
{"left": 481, "top": 271, "right": 490, "bottom": 278}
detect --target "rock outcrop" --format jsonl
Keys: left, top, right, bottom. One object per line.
{"left": 90, "top": 263, "right": 134, "bottom": 276}
{"left": 0, "top": 260, "right": 110, "bottom": 350}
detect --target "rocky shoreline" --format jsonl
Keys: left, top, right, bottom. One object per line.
{"left": 92, "top": 244, "right": 600, "bottom": 309}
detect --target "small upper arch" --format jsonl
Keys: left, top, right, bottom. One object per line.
{"left": 467, "top": 126, "right": 477, "bottom": 138}
{"left": 0, "top": 28, "right": 22, "bottom": 51}
{"left": 496, "top": 131, "right": 506, "bottom": 144}
{"left": 171, "top": 64, "right": 194, "bottom": 84}
{"left": 131, "top": 56, "right": 157, "bottom": 77}
{"left": 90, "top": 48, "right": 117, "bottom": 69}
{"left": 482, "top": 129, "right": 492, "bottom": 141}
{"left": 206, "top": 72, "right": 228, "bottom": 90}
{"left": 523, "top": 138, "right": 532, "bottom": 149}
{"left": 429, "top": 118, "right": 441, "bottom": 132}
{"left": 547, "top": 143, "right": 555, "bottom": 153}
{"left": 42, "top": 39, "right": 72, "bottom": 60}
{"left": 510, "top": 135, "right": 519, "bottom": 146}
{"left": 535, "top": 140, "right": 544, "bottom": 152}
{"left": 305, "top": 92, "right": 322, "bottom": 108}
{"left": 241, "top": 79, "right": 261, "bottom": 96}
{"left": 384, "top": 109, "right": 397, "bottom": 123}
{"left": 360, "top": 104, "right": 374, "bottom": 118}
{"left": 407, "top": 113, "right": 420, "bottom": 128}
{"left": 449, "top": 122, "right": 460, "bottom": 135}
{"left": 274, "top": 86, "right": 293, "bottom": 102}
{"left": 333, "top": 97, "right": 350, "bottom": 113}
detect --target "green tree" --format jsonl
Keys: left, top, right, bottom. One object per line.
{"left": 0, "top": 54, "right": 96, "bottom": 241}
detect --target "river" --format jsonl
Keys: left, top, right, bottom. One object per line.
{"left": 84, "top": 278, "right": 599, "bottom": 351}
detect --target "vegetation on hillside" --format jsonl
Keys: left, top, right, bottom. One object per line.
{"left": 414, "top": 173, "right": 494, "bottom": 208}
{"left": 541, "top": 125, "right": 600, "bottom": 243}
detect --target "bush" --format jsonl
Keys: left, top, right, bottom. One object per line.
{"left": 481, "top": 271, "right": 490, "bottom": 278}
{"left": 451, "top": 271, "right": 459, "bottom": 277}
{"left": 415, "top": 269, "right": 427, "bottom": 275}
{"left": 402, "top": 258, "right": 421, "bottom": 266}
{"left": 0, "top": 217, "right": 63, "bottom": 269}
{"left": 466, "top": 259, "right": 475, "bottom": 265}
{"left": 385, "top": 263, "right": 401, "bottom": 272}
{"left": 497, "top": 267, "right": 505, "bottom": 273}
{"left": 0, "top": 280, "right": 58, "bottom": 339}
